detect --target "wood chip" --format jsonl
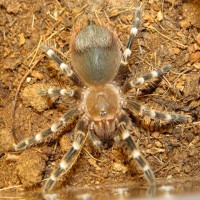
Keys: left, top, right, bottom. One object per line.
{"left": 88, "top": 158, "right": 101, "bottom": 171}
{"left": 18, "top": 33, "right": 26, "bottom": 46}
{"left": 157, "top": 11, "right": 163, "bottom": 21}
{"left": 190, "top": 52, "right": 200, "bottom": 64}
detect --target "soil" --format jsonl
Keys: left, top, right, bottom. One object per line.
{"left": 0, "top": 0, "right": 199, "bottom": 195}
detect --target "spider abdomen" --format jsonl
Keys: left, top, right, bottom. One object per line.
{"left": 71, "top": 25, "right": 121, "bottom": 86}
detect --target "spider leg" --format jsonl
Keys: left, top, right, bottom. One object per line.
{"left": 125, "top": 100, "right": 191, "bottom": 123}
{"left": 117, "top": 113, "right": 155, "bottom": 183}
{"left": 123, "top": 4, "right": 142, "bottom": 63}
{"left": 43, "top": 118, "right": 88, "bottom": 193}
{"left": 14, "top": 108, "right": 79, "bottom": 151}
{"left": 41, "top": 44, "right": 82, "bottom": 86}
{"left": 39, "top": 87, "right": 81, "bottom": 99}
{"left": 122, "top": 64, "right": 171, "bottom": 93}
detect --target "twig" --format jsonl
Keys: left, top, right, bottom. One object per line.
{"left": 45, "top": 26, "right": 65, "bottom": 41}
{"left": 73, "top": 4, "right": 89, "bottom": 22}
{"left": 83, "top": 148, "right": 106, "bottom": 163}
{"left": 12, "top": 38, "right": 43, "bottom": 143}
{"left": 148, "top": 25, "right": 187, "bottom": 48}
{"left": 44, "top": 11, "right": 66, "bottom": 38}
{"left": 136, "top": 55, "right": 152, "bottom": 67}
{"left": 171, "top": 69, "right": 190, "bottom": 89}
{"left": 94, "top": 10, "right": 102, "bottom": 26}
{"left": 0, "top": 184, "right": 23, "bottom": 191}
{"left": 31, "top": 14, "right": 35, "bottom": 29}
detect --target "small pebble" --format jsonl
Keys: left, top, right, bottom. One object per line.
{"left": 195, "top": 33, "right": 200, "bottom": 45}
{"left": 26, "top": 77, "right": 31, "bottom": 82}
{"left": 190, "top": 52, "right": 200, "bottom": 64}
{"left": 7, "top": 0, "right": 21, "bottom": 14}
{"left": 157, "top": 11, "right": 163, "bottom": 21}
{"left": 179, "top": 19, "right": 191, "bottom": 28}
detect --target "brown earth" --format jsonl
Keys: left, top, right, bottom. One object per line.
{"left": 0, "top": 0, "right": 199, "bottom": 194}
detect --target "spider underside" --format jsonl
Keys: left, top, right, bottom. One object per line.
{"left": 14, "top": 5, "right": 190, "bottom": 194}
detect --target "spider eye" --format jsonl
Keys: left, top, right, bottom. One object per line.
{"left": 100, "top": 110, "right": 107, "bottom": 116}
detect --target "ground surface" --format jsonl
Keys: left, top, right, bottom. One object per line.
{"left": 0, "top": 0, "right": 199, "bottom": 194}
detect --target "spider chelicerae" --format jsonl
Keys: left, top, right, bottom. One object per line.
{"left": 14, "top": 5, "right": 190, "bottom": 193}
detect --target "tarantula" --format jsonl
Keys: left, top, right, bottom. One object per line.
{"left": 14, "top": 5, "right": 190, "bottom": 193}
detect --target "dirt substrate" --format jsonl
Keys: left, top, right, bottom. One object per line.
{"left": 0, "top": 0, "right": 199, "bottom": 194}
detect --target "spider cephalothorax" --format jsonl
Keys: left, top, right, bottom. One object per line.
{"left": 14, "top": 5, "right": 190, "bottom": 195}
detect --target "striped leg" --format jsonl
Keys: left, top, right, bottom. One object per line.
{"left": 117, "top": 113, "right": 155, "bottom": 183}
{"left": 14, "top": 108, "right": 78, "bottom": 151}
{"left": 41, "top": 44, "right": 82, "bottom": 86}
{"left": 39, "top": 88, "right": 81, "bottom": 99}
{"left": 125, "top": 100, "right": 190, "bottom": 123}
{"left": 123, "top": 4, "right": 142, "bottom": 62}
{"left": 122, "top": 64, "right": 171, "bottom": 93}
{"left": 43, "top": 119, "right": 88, "bottom": 193}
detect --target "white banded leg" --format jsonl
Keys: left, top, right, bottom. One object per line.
{"left": 43, "top": 119, "right": 88, "bottom": 193}
{"left": 122, "top": 65, "right": 171, "bottom": 93}
{"left": 14, "top": 108, "right": 78, "bottom": 151}
{"left": 125, "top": 100, "right": 190, "bottom": 123}
{"left": 39, "top": 88, "right": 81, "bottom": 99}
{"left": 41, "top": 44, "right": 82, "bottom": 86}
{"left": 123, "top": 4, "right": 142, "bottom": 62}
{"left": 117, "top": 113, "right": 155, "bottom": 183}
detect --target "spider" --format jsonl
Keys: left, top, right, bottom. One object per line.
{"left": 14, "top": 5, "right": 190, "bottom": 194}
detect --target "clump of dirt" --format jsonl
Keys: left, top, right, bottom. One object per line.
{"left": 0, "top": 0, "right": 199, "bottom": 194}
{"left": 22, "top": 83, "right": 53, "bottom": 112}
{"left": 16, "top": 149, "right": 47, "bottom": 187}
